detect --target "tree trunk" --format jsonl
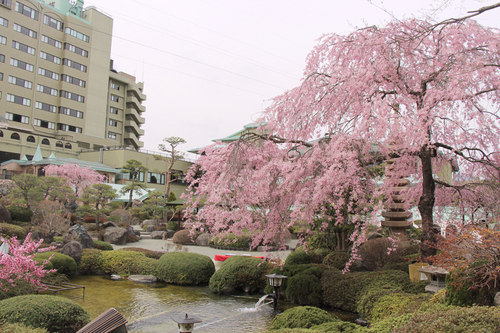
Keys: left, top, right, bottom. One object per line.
{"left": 418, "top": 146, "right": 437, "bottom": 261}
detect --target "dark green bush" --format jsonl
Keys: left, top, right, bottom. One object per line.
{"left": 99, "top": 250, "right": 158, "bottom": 276}
{"left": 265, "top": 264, "right": 326, "bottom": 297}
{"left": 7, "top": 220, "right": 30, "bottom": 227}
{"left": 361, "top": 313, "right": 413, "bottom": 333}
{"left": 0, "top": 322, "right": 48, "bottom": 333}
{"left": 93, "top": 240, "right": 113, "bottom": 251}
{"left": 33, "top": 252, "right": 77, "bottom": 276}
{"left": 7, "top": 206, "right": 32, "bottom": 222}
{"left": 285, "top": 250, "right": 315, "bottom": 266}
{"left": 269, "top": 306, "right": 336, "bottom": 330}
{"left": 444, "top": 268, "right": 489, "bottom": 306}
{"left": 122, "top": 247, "right": 160, "bottom": 259}
{"left": 156, "top": 252, "right": 214, "bottom": 285}
{"left": 322, "top": 251, "right": 350, "bottom": 270}
{"left": 77, "top": 249, "right": 103, "bottom": 275}
{"left": 0, "top": 223, "right": 27, "bottom": 239}
{"left": 0, "top": 280, "right": 37, "bottom": 301}
{"left": 286, "top": 272, "right": 323, "bottom": 306}
{"left": 209, "top": 256, "right": 271, "bottom": 293}
{"left": 0, "top": 295, "right": 90, "bottom": 333}
{"left": 381, "top": 261, "right": 410, "bottom": 274}
{"left": 321, "top": 269, "right": 415, "bottom": 312}
{"left": 52, "top": 236, "right": 64, "bottom": 243}
{"left": 357, "top": 238, "right": 408, "bottom": 271}
{"left": 210, "top": 233, "right": 252, "bottom": 249}
{"left": 310, "top": 321, "right": 359, "bottom": 332}
{"left": 166, "top": 221, "right": 178, "bottom": 231}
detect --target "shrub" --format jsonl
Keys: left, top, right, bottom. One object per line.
{"left": 93, "top": 240, "right": 113, "bottom": 251}
{"left": 269, "top": 306, "right": 336, "bottom": 330}
{"left": 166, "top": 221, "right": 178, "bottom": 231}
{"left": 209, "top": 256, "right": 271, "bottom": 293}
{"left": 444, "top": 268, "right": 488, "bottom": 306}
{"left": 33, "top": 252, "right": 77, "bottom": 276}
{"left": 0, "top": 322, "right": 48, "bottom": 333}
{"left": 0, "top": 280, "right": 37, "bottom": 301}
{"left": 310, "top": 321, "right": 359, "bottom": 332}
{"left": 122, "top": 247, "right": 160, "bottom": 259}
{"left": 7, "top": 220, "right": 31, "bottom": 227}
{"left": 157, "top": 252, "right": 214, "bottom": 285}
{"left": 361, "top": 313, "right": 413, "bottom": 333}
{"left": 321, "top": 269, "right": 415, "bottom": 312}
{"left": 210, "top": 233, "right": 252, "bottom": 249}
{"left": 286, "top": 272, "right": 323, "bottom": 306}
{"left": 0, "top": 295, "right": 90, "bottom": 333}
{"left": 265, "top": 264, "right": 326, "bottom": 296}
{"left": 322, "top": 251, "right": 350, "bottom": 270}
{"left": 357, "top": 238, "right": 408, "bottom": 271}
{"left": 0, "top": 223, "right": 27, "bottom": 239}
{"left": 52, "top": 236, "right": 64, "bottom": 243}
{"left": 77, "top": 249, "right": 103, "bottom": 275}
{"left": 6, "top": 206, "right": 32, "bottom": 222}
{"left": 285, "top": 249, "right": 315, "bottom": 266}
{"left": 172, "top": 229, "right": 199, "bottom": 244}
{"left": 99, "top": 250, "right": 158, "bottom": 276}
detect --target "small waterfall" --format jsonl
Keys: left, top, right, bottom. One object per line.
{"left": 238, "top": 294, "right": 273, "bottom": 313}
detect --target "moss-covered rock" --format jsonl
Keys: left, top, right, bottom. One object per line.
{"left": 33, "top": 252, "right": 77, "bottom": 276}
{"left": 156, "top": 252, "right": 214, "bottom": 285}
{"left": 0, "top": 295, "right": 90, "bottom": 333}
{"left": 209, "top": 256, "right": 271, "bottom": 293}
{"left": 0, "top": 222, "right": 27, "bottom": 239}
{"left": 269, "top": 306, "right": 336, "bottom": 330}
{"left": 93, "top": 240, "right": 113, "bottom": 251}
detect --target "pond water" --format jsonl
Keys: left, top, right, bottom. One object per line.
{"left": 66, "top": 276, "right": 276, "bottom": 333}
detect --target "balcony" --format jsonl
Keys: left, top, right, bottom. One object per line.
{"left": 125, "top": 107, "right": 145, "bottom": 124}
{"left": 126, "top": 95, "right": 145, "bottom": 113}
{"left": 127, "top": 82, "right": 146, "bottom": 101}
{"left": 123, "top": 132, "right": 144, "bottom": 149}
{"left": 125, "top": 120, "right": 144, "bottom": 136}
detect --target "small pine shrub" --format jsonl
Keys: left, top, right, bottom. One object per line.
{"left": 93, "top": 240, "right": 113, "bottom": 251}
{"left": 99, "top": 250, "right": 158, "bottom": 276}
{"left": 33, "top": 252, "right": 77, "bottom": 276}
{"left": 0, "top": 223, "right": 27, "bottom": 239}
{"left": 269, "top": 306, "right": 336, "bottom": 330}
{"left": 77, "top": 249, "right": 103, "bottom": 275}
{"left": 6, "top": 206, "right": 32, "bottom": 222}
{"left": 157, "top": 252, "right": 214, "bottom": 285}
{"left": 166, "top": 221, "right": 178, "bottom": 231}
{"left": 0, "top": 295, "right": 90, "bottom": 333}
{"left": 209, "top": 256, "right": 270, "bottom": 293}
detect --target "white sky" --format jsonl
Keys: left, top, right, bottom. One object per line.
{"left": 84, "top": 0, "right": 499, "bottom": 158}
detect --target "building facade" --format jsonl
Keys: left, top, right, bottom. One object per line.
{"left": 0, "top": 0, "right": 145, "bottom": 164}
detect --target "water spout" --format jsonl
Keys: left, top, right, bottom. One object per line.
{"left": 238, "top": 295, "right": 273, "bottom": 313}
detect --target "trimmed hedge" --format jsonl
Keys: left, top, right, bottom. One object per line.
{"left": 322, "top": 251, "right": 350, "bottom": 270}
{"left": 99, "top": 250, "right": 158, "bottom": 276}
{"left": 33, "top": 252, "right": 77, "bottom": 276}
{"left": 93, "top": 240, "right": 113, "bottom": 251}
{"left": 0, "top": 280, "right": 37, "bottom": 301}
{"left": 265, "top": 264, "right": 325, "bottom": 299}
{"left": 269, "top": 306, "right": 336, "bottom": 330}
{"left": 0, "top": 223, "right": 27, "bottom": 239}
{"left": 157, "top": 252, "right": 214, "bottom": 285}
{"left": 6, "top": 206, "right": 32, "bottom": 222}
{"left": 285, "top": 248, "right": 329, "bottom": 266}
{"left": 77, "top": 249, "right": 103, "bottom": 275}
{"left": 0, "top": 322, "right": 49, "bottom": 333}
{"left": 210, "top": 233, "right": 252, "bottom": 249}
{"left": 310, "top": 321, "right": 359, "bottom": 332}
{"left": 321, "top": 269, "right": 415, "bottom": 312}
{"left": 0, "top": 295, "right": 90, "bottom": 333}
{"left": 122, "top": 247, "right": 162, "bottom": 259}
{"left": 209, "top": 256, "right": 271, "bottom": 293}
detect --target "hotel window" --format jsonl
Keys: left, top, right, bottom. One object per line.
{"left": 64, "top": 27, "right": 89, "bottom": 42}
{"left": 56, "top": 141, "right": 63, "bottom": 148}
{"left": 0, "top": 16, "right": 7, "bottom": 27}
{"left": 38, "top": 67, "right": 59, "bottom": 80}
{"left": 41, "top": 138, "right": 50, "bottom": 145}
{"left": 108, "top": 132, "right": 116, "bottom": 139}
{"left": 5, "top": 112, "right": 29, "bottom": 124}
{"left": 60, "top": 90, "right": 84, "bottom": 103}
{"left": 8, "top": 75, "right": 32, "bottom": 89}
{"left": 0, "top": 35, "right": 6, "bottom": 44}
{"left": 58, "top": 123, "right": 82, "bottom": 133}
{"left": 43, "top": 15, "right": 63, "bottom": 31}
{"left": 26, "top": 135, "right": 35, "bottom": 143}
{"left": 7, "top": 93, "right": 30, "bottom": 106}
{"left": 40, "top": 51, "right": 61, "bottom": 64}
{"left": 0, "top": 54, "right": 4, "bottom": 62}
{"left": 59, "top": 106, "right": 83, "bottom": 118}
{"left": 147, "top": 172, "right": 165, "bottom": 185}
{"left": 34, "top": 118, "right": 55, "bottom": 129}
{"left": 110, "top": 107, "right": 119, "bottom": 114}
{"left": 61, "top": 74, "right": 85, "bottom": 87}
{"left": 41, "top": 35, "right": 62, "bottom": 48}
{"left": 10, "top": 58, "right": 33, "bottom": 71}
{"left": 12, "top": 40, "right": 35, "bottom": 55}
{"left": 13, "top": 23, "right": 36, "bottom": 38}
{"left": 15, "top": 2, "right": 39, "bottom": 20}
{"left": 64, "top": 43, "right": 88, "bottom": 57}
{"left": 110, "top": 94, "right": 119, "bottom": 102}
{"left": 65, "top": 142, "right": 72, "bottom": 149}
{"left": 37, "top": 84, "right": 58, "bottom": 96}
{"left": 109, "top": 119, "right": 117, "bottom": 127}
{"left": 10, "top": 133, "right": 20, "bottom": 140}
{"left": 35, "top": 101, "right": 56, "bottom": 113}
{"left": 111, "top": 83, "right": 120, "bottom": 90}
{"left": 63, "top": 58, "right": 86, "bottom": 72}
{"left": 122, "top": 172, "right": 144, "bottom": 182}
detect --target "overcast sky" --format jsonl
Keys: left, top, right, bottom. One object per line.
{"left": 84, "top": 0, "right": 499, "bottom": 158}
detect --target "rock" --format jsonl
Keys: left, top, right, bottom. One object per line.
{"left": 145, "top": 225, "right": 155, "bottom": 233}
{"left": 125, "top": 225, "right": 136, "bottom": 236}
{"left": 131, "top": 217, "right": 140, "bottom": 225}
{"left": 141, "top": 219, "right": 158, "bottom": 228}
{"left": 0, "top": 204, "right": 12, "bottom": 224}
{"left": 103, "top": 227, "right": 128, "bottom": 245}
{"left": 367, "top": 232, "right": 383, "bottom": 240}
{"left": 150, "top": 231, "right": 167, "bottom": 239}
{"left": 50, "top": 241, "right": 64, "bottom": 249}
{"left": 495, "top": 292, "right": 500, "bottom": 306}
{"left": 101, "top": 221, "right": 119, "bottom": 229}
{"left": 355, "top": 318, "right": 370, "bottom": 327}
{"left": 64, "top": 224, "right": 94, "bottom": 249}
{"left": 196, "top": 233, "right": 211, "bottom": 247}
{"left": 132, "top": 199, "right": 144, "bottom": 208}
{"left": 166, "top": 230, "right": 176, "bottom": 239}
{"left": 110, "top": 209, "right": 132, "bottom": 225}
{"left": 128, "top": 275, "right": 157, "bottom": 283}
{"left": 60, "top": 241, "right": 83, "bottom": 263}
{"left": 111, "top": 274, "right": 122, "bottom": 280}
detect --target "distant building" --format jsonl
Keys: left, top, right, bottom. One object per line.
{"left": 0, "top": 0, "right": 146, "bottom": 164}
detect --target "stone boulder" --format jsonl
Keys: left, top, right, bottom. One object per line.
{"left": 196, "top": 233, "right": 211, "bottom": 247}
{"left": 0, "top": 204, "right": 12, "bottom": 224}
{"left": 110, "top": 209, "right": 132, "bottom": 225}
{"left": 60, "top": 241, "right": 83, "bottom": 263}
{"left": 166, "top": 230, "right": 176, "bottom": 239}
{"left": 145, "top": 225, "right": 155, "bottom": 233}
{"left": 64, "top": 224, "right": 94, "bottom": 249}
{"left": 150, "top": 231, "right": 167, "bottom": 239}
{"left": 141, "top": 219, "right": 158, "bottom": 228}
{"left": 128, "top": 275, "right": 157, "bottom": 283}
{"left": 131, "top": 217, "right": 140, "bottom": 225}
{"left": 103, "top": 227, "right": 128, "bottom": 245}
{"left": 101, "top": 221, "right": 119, "bottom": 229}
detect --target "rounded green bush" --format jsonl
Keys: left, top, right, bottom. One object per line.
{"left": 157, "top": 252, "right": 214, "bottom": 285}
{"left": 0, "top": 322, "right": 49, "bottom": 333}
{"left": 99, "top": 250, "right": 158, "bottom": 276}
{"left": 166, "top": 221, "right": 178, "bottom": 231}
{"left": 209, "top": 256, "right": 270, "bottom": 293}
{"left": 77, "top": 248, "right": 103, "bottom": 275}
{"left": 269, "top": 306, "right": 336, "bottom": 330}
{"left": 0, "top": 280, "right": 38, "bottom": 301}
{"left": 311, "top": 321, "right": 359, "bottom": 332}
{"left": 322, "top": 251, "right": 350, "bottom": 270}
{"left": 33, "top": 252, "right": 77, "bottom": 276}
{"left": 265, "top": 264, "right": 326, "bottom": 296}
{"left": 0, "top": 295, "right": 90, "bottom": 333}
{"left": 93, "top": 240, "right": 113, "bottom": 251}
{"left": 6, "top": 206, "right": 32, "bottom": 222}
{"left": 321, "top": 269, "right": 414, "bottom": 312}
{"left": 52, "top": 236, "right": 64, "bottom": 243}
{"left": 0, "top": 223, "right": 27, "bottom": 239}
{"left": 285, "top": 250, "right": 315, "bottom": 266}
{"left": 121, "top": 247, "right": 160, "bottom": 259}
{"left": 286, "top": 272, "right": 323, "bottom": 306}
